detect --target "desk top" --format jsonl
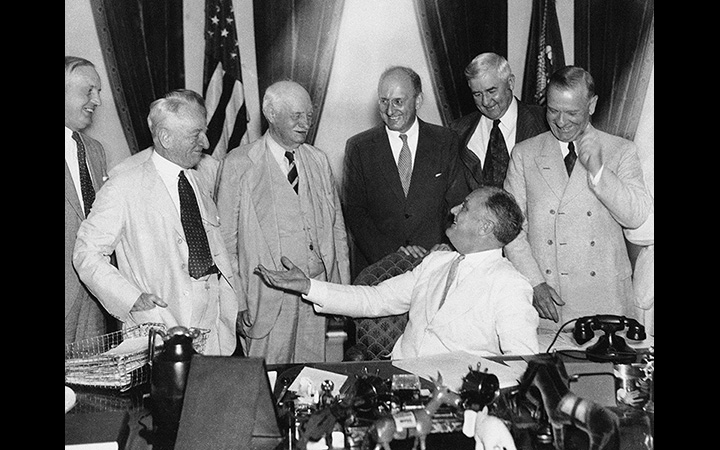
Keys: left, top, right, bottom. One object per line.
{"left": 65, "top": 352, "right": 654, "bottom": 450}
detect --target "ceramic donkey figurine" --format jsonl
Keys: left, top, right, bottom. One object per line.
{"left": 368, "top": 372, "right": 462, "bottom": 450}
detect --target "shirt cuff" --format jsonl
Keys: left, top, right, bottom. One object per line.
{"left": 590, "top": 164, "right": 604, "bottom": 185}
{"left": 303, "top": 279, "right": 327, "bottom": 307}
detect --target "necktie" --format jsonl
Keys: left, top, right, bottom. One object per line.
{"left": 178, "top": 171, "right": 216, "bottom": 279}
{"left": 564, "top": 142, "right": 577, "bottom": 176}
{"left": 482, "top": 119, "right": 509, "bottom": 188}
{"left": 72, "top": 131, "right": 96, "bottom": 217}
{"left": 285, "top": 151, "right": 298, "bottom": 194}
{"left": 438, "top": 254, "right": 465, "bottom": 310}
{"left": 398, "top": 134, "right": 412, "bottom": 196}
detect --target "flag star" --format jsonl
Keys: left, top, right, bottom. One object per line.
{"left": 230, "top": 52, "right": 237, "bottom": 59}
{"left": 211, "top": 16, "right": 219, "bottom": 25}
{"left": 221, "top": 28, "right": 229, "bottom": 38}
{"left": 226, "top": 16, "right": 234, "bottom": 25}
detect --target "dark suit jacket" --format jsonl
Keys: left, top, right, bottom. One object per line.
{"left": 450, "top": 98, "right": 548, "bottom": 190}
{"left": 343, "top": 119, "right": 469, "bottom": 279}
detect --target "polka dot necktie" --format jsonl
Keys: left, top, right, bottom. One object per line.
{"left": 285, "top": 151, "right": 299, "bottom": 194}
{"left": 564, "top": 142, "right": 577, "bottom": 176}
{"left": 178, "top": 170, "right": 216, "bottom": 279}
{"left": 482, "top": 119, "right": 509, "bottom": 188}
{"left": 398, "top": 134, "right": 412, "bottom": 196}
{"left": 71, "top": 131, "right": 96, "bottom": 217}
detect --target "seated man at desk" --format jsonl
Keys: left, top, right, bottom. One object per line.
{"left": 255, "top": 186, "right": 539, "bottom": 359}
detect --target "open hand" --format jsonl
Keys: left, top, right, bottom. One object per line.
{"left": 254, "top": 256, "right": 311, "bottom": 295}
{"left": 130, "top": 292, "right": 168, "bottom": 312}
{"left": 532, "top": 282, "right": 565, "bottom": 322}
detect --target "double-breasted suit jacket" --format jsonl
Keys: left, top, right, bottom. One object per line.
{"left": 503, "top": 128, "right": 652, "bottom": 330}
{"left": 65, "top": 131, "right": 109, "bottom": 343}
{"left": 450, "top": 98, "right": 548, "bottom": 190}
{"left": 343, "top": 119, "right": 469, "bottom": 277}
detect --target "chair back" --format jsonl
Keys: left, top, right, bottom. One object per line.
{"left": 345, "top": 251, "right": 423, "bottom": 360}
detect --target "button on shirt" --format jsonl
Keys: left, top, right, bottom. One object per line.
{"left": 385, "top": 118, "right": 420, "bottom": 168}
{"left": 65, "top": 127, "right": 94, "bottom": 212}
{"left": 467, "top": 98, "right": 518, "bottom": 165}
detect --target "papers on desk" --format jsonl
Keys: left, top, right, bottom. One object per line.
{"left": 392, "top": 351, "right": 527, "bottom": 391}
{"left": 288, "top": 366, "right": 348, "bottom": 398}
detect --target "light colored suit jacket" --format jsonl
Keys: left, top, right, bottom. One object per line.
{"left": 307, "top": 250, "right": 539, "bottom": 358}
{"left": 217, "top": 133, "right": 350, "bottom": 339}
{"left": 65, "top": 131, "right": 109, "bottom": 344}
{"left": 73, "top": 148, "right": 238, "bottom": 355}
{"left": 504, "top": 127, "right": 652, "bottom": 330}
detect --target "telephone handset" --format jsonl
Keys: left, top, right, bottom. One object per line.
{"left": 572, "top": 315, "right": 646, "bottom": 364}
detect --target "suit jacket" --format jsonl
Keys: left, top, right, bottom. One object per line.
{"left": 73, "top": 148, "right": 238, "bottom": 355}
{"left": 342, "top": 119, "right": 469, "bottom": 277}
{"left": 308, "top": 250, "right": 539, "bottom": 358}
{"left": 65, "top": 131, "right": 109, "bottom": 344}
{"left": 216, "top": 133, "right": 350, "bottom": 340}
{"left": 503, "top": 128, "right": 652, "bottom": 330}
{"left": 450, "top": 98, "right": 548, "bottom": 190}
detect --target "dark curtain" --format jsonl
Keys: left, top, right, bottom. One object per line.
{"left": 414, "top": 0, "right": 507, "bottom": 126}
{"left": 91, "top": 0, "right": 185, "bottom": 154}
{"left": 253, "top": 0, "right": 345, "bottom": 145}
{"left": 574, "top": 0, "right": 654, "bottom": 141}
{"left": 521, "top": 0, "right": 566, "bottom": 106}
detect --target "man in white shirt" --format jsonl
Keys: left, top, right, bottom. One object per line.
{"left": 73, "top": 89, "right": 239, "bottom": 355}
{"left": 255, "top": 186, "right": 540, "bottom": 359}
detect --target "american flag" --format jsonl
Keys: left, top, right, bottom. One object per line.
{"left": 203, "top": 0, "right": 248, "bottom": 158}
{"left": 521, "top": 0, "right": 566, "bottom": 106}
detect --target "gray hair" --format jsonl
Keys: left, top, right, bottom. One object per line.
{"left": 548, "top": 66, "right": 596, "bottom": 99}
{"left": 147, "top": 89, "right": 206, "bottom": 136}
{"left": 65, "top": 56, "right": 95, "bottom": 75}
{"left": 464, "top": 52, "right": 512, "bottom": 82}
{"left": 379, "top": 66, "right": 423, "bottom": 97}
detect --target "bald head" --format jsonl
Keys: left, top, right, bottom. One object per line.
{"left": 263, "top": 81, "right": 314, "bottom": 150}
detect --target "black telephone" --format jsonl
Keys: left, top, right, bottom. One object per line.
{"left": 572, "top": 315, "right": 646, "bottom": 364}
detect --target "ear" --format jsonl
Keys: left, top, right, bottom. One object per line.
{"left": 588, "top": 94, "right": 598, "bottom": 115}
{"left": 507, "top": 74, "right": 516, "bottom": 92}
{"left": 415, "top": 92, "right": 424, "bottom": 110}
{"left": 157, "top": 127, "right": 172, "bottom": 149}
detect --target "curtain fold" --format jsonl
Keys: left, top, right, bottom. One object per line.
{"left": 414, "top": 0, "right": 507, "bottom": 126}
{"left": 521, "top": 0, "right": 566, "bottom": 106}
{"left": 253, "top": 0, "right": 345, "bottom": 145}
{"left": 575, "top": 0, "right": 654, "bottom": 141}
{"left": 90, "top": 0, "right": 185, "bottom": 154}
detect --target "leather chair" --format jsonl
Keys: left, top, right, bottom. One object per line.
{"left": 343, "top": 251, "right": 424, "bottom": 361}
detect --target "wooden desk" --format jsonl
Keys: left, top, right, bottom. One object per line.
{"left": 65, "top": 354, "right": 654, "bottom": 450}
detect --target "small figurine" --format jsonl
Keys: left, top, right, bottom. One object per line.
{"left": 462, "top": 405, "right": 517, "bottom": 450}
{"left": 367, "top": 372, "right": 462, "bottom": 450}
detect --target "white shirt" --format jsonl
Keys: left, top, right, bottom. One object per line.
{"left": 557, "top": 139, "right": 604, "bottom": 184}
{"left": 151, "top": 150, "right": 202, "bottom": 215}
{"left": 466, "top": 98, "right": 519, "bottom": 165}
{"left": 267, "top": 133, "right": 296, "bottom": 177}
{"left": 304, "top": 249, "right": 539, "bottom": 359}
{"left": 65, "top": 126, "right": 94, "bottom": 212}
{"left": 385, "top": 118, "right": 420, "bottom": 168}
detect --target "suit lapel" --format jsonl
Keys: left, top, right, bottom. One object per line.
{"left": 248, "top": 136, "right": 283, "bottom": 263}
{"left": 65, "top": 160, "right": 83, "bottom": 219}
{"left": 410, "top": 120, "right": 441, "bottom": 199}
{"left": 533, "top": 135, "right": 567, "bottom": 201}
{"left": 458, "top": 112, "right": 483, "bottom": 184}
{"left": 372, "top": 127, "right": 407, "bottom": 203}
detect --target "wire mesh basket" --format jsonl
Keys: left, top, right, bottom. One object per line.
{"left": 65, "top": 322, "right": 209, "bottom": 392}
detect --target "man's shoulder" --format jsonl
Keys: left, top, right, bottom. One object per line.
{"left": 448, "top": 111, "right": 481, "bottom": 132}
{"left": 346, "top": 124, "right": 385, "bottom": 146}
{"left": 418, "top": 119, "right": 459, "bottom": 143}
{"left": 513, "top": 130, "right": 552, "bottom": 152}
{"left": 108, "top": 148, "right": 152, "bottom": 178}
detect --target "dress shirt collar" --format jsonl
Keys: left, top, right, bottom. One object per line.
{"left": 385, "top": 116, "right": 420, "bottom": 144}
{"left": 266, "top": 132, "right": 297, "bottom": 175}
{"left": 479, "top": 96, "right": 518, "bottom": 135}
{"left": 460, "top": 248, "right": 503, "bottom": 266}
{"left": 151, "top": 148, "right": 185, "bottom": 177}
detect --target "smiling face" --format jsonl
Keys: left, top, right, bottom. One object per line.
{"left": 445, "top": 190, "right": 491, "bottom": 253}
{"left": 65, "top": 65, "right": 102, "bottom": 132}
{"left": 377, "top": 69, "right": 423, "bottom": 133}
{"left": 468, "top": 71, "right": 515, "bottom": 121}
{"left": 266, "top": 82, "right": 313, "bottom": 150}
{"left": 158, "top": 104, "right": 209, "bottom": 169}
{"left": 546, "top": 84, "right": 597, "bottom": 143}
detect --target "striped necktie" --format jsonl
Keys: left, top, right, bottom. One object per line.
{"left": 398, "top": 134, "right": 412, "bottom": 196}
{"left": 71, "top": 131, "right": 96, "bottom": 217}
{"left": 285, "top": 151, "right": 298, "bottom": 194}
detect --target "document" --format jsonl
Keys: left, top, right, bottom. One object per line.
{"left": 392, "top": 351, "right": 527, "bottom": 391}
{"left": 287, "top": 366, "right": 348, "bottom": 398}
